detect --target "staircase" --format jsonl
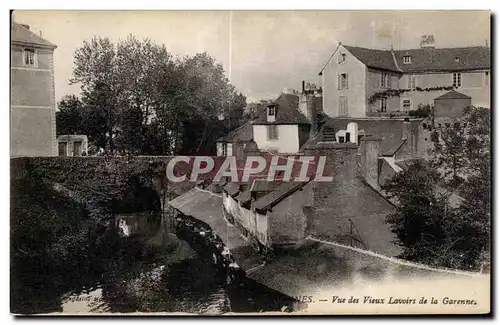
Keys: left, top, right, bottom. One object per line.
{"left": 321, "top": 125, "right": 336, "bottom": 142}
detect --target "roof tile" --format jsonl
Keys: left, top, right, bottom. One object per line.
{"left": 339, "top": 45, "right": 490, "bottom": 73}
{"left": 252, "top": 93, "right": 309, "bottom": 125}
{"left": 217, "top": 122, "right": 253, "bottom": 142}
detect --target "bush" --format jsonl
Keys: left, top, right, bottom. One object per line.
{"left": 10, "top": 157, "right": 166, "bottom": 314}
{"left": 408, "top": 104, "right": 433, "bottom": 118}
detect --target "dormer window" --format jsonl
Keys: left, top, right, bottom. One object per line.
{"left": 268, "top": 106, "right": 275, "bottom": 116}
{"left": 454, "top": 56, "right": 460, "bottom": 63}
{"left": 403, "top": 56, "right": 412, "bottom": 64}
{"left": 267, "top": 104, "right": 277, "bottom": 122}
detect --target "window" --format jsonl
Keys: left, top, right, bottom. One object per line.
{"left": 403, "top": 56, "right": 412, "bottom": 64}
{"left": 452, "top": 73, "right": 462, "bottom": 88}
{"left": 485, "top": 71, "right": 490, "bottom": 87}
{"left": 267, "top": 125, "right": 278, "bottom": 140}
{"left": 339, "top": 96, "right": 348, "bottom": 116}
{"left": 380, "top": 98, "right": 387, "bottom": 112}
{"left": 408, "top": 74, "right": 416, "bottom": 90}
{"left": 268, "top": 106, "right": 276, "bottom": 116}
{"left": 338, "top": 53, "right": 346, "bottom": 63}
{"left": 338, "top": 73, "right": 348, "bottom": 90}
{"left": 381, "top": 73, "right": 391, "bottom": 89}
{"left": 24, "top": 48, "right": 36, "bottom": 66}
{"left": 402, "top": 99, "right": 412, "bottom": 111}
{"left": 345, "top": 132, "right": 351, "bottom": 143}
{"left": 222, "top": 143, "right": 228, "bottom": 156}
{"left": 338, "top": 136, "right": 345, "bottom": 143}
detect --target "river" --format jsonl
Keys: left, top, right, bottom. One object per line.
{"left": 60, "top": 212, "right": 295, "bottom": 315}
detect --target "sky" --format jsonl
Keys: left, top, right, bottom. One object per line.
{"left": 12, "top": 10, "right": 490, "bottom": 103}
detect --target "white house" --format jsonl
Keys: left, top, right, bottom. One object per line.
{"left": 251, "top": 91, "right": 312, "bottom": 154}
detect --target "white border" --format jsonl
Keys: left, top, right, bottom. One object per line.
{"left": 1, "top": 2, "right": 498, "bottom": 324}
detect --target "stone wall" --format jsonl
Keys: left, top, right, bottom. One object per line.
{"left": 11, "top": 46, "right": 57, "bottom": 157}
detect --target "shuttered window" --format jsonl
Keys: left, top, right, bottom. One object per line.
{"left": 339, "top": 96, "right": 348, "bottom": 116}
{"left": 338, "top": 73, "right": 348, "bottom": 90}
{"left": 380, "top": 98, "right": 388, "bottom": 112}
{"left": 267, "top": 125, "right": 278, "bottom": 140}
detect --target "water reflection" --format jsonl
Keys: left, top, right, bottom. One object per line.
{"left": 59, "top": 212, "right": 295, "bottom": 314}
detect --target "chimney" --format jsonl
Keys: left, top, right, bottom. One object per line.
{"left": 306, "top": 93, "right": 318, "bottom": 136}
{"left": 359, "top": 137, "right": 382, "bottom": 190}
{"left": 402, "top": 118, "right": 412, "bottom": 140}
{"left": 302, "top": 80, "right": 305, "bottom": 93}
{"left": 20, "top": 24, "right": 30, "bottom": 30}
{"left": 420, "top": 34, "right": 435, "bottom": 49}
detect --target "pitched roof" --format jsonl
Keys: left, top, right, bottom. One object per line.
{"left": 394, "top": 46, "right": 490, "bottom": 73}
{"left": 253, "top": 181, "right": 309, "bottom": 212}
{"left": 343, "top": 45, "right": 400, "bottom": 72}
{"left": 234, "top": 189, "right": 252, "bottom": 205}
{"left": 323, "top": 117, "right": 423, "bottom": 156}
{"left": 216, "top": 122, "right": 253, "bottom": 142}
{"left": 168, "top": 187, "right": 221, "bottom": 219}
{"left": 223, "top": 182, "right": 240, "bottom": 196}
{"left": 330, "top": 44, "right": 490, "bottom": 73}
{"left": 250, "top": 179, "right": 282, "bottom": 193}
{"left": 252, "top": 93, "right": 309, "bottom": 125}
{"left": 11, "top": 22, "right": 57, "bottom": 49}
{"left": 435, "top": 90, "right": 471, "bottom": 100}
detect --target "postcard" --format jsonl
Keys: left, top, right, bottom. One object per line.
{"left": 10, "top": 9, "right": 491, "bottom": 315}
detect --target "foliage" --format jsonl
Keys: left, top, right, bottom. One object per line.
{"left": 244, "top": 100, "right": 273, "bottom": 121}
{"left": 367, "top": 86, "right": 454, "bottom": 105}
{"left": 10, "top": 157, "right": 166, "bottom": 314}
{"left": 56, "top": 95, "right": 85, "bottom": 136}
{"left": 61, "top": 35, "right": 247, "bottom": 156}
{"left": 408, "top": 104, "right": 433, "bottom": 118}
{"left": 431, "top": 106, "right": 490, "bottom": 187}
{"left": 382, "top": 106, "right": 491, "bottom": 271}
{"left": 382, "top": 160, "right": 488, "bottom": 270}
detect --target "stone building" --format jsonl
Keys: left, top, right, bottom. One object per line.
{"left": 319, "top": 35, "right": 490, "bottom": 118}
{"left": 57, "top": 135, "right": 89, "bottom": 157}
{"left": 433, "top": 90, "right": 472, "bottom": 127}
{"left": 11, "top": 22, "right": 57, "bottom": 157}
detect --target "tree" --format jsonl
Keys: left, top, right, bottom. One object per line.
{"left": 56, "top": 95, "right": 85, "bottom": 136}
{"left": 71, "top": 37, "right": 121, "bottom": 154}
{"left": 69, "top": 36, "right": 246, "bottom": 156}
{"left": 382, "top": 106, "right": 491, "bottom": 271}
{"left": 431, "top": 106, "right": 491, "bottom": 189}
{"left": 244, "top": 100, "right": 271, "bottom": 121}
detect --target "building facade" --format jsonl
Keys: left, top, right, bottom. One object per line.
{"left": 57, "top": 135, "right": 89, "bottom": 157}
{"left": 11, "top": 22, "right": 57, "bottom": 157}
{"left": 251, "top": 91, "right": 316, "bottom": 154}
{"left": 319, "top": 36, "right": 490, "bottom": 119}
{"left": 216, "top": 122, "right": 254, "bottom": 157}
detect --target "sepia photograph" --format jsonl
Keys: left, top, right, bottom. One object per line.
{"left": 9, "top": 9, "right": 491, "bottom": 315}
